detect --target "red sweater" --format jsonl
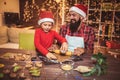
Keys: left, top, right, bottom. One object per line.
{"left": 34, "top": 28, "right": 66, "bottom": 55}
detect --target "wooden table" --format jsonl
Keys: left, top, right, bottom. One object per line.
{"left": 0, "top": 48, "right": 120, "bottom": 80}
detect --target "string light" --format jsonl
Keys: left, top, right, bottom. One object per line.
{"left": 23, "top": 0, "right": 73, "bottom": 26}
{"left": 23, "top": 0, "right": 39, "bottom": 22}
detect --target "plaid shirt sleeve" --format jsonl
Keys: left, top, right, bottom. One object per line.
{"left": 85, "top": 26, "right": 95, "bottom": 51}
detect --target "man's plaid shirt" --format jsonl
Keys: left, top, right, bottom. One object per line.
{"left": 59, "top": 23, "right": 95, "bottom": 51}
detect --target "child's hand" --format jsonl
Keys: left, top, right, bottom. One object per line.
{"left": 60, "top": 42, "right": 68, "bottom": 52}
{"left": 46, "top": 52, "right": 57, "bottom": 60}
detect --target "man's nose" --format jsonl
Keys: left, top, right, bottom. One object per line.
{"left": 70, "top": 15, "right": 74, "bottom": 19}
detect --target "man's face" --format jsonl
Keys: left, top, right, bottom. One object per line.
{"left": 69, "top": 11, "right": 83, "bottom": 33}
{"left": 69, "top": 11, "right": 83, "bottom": 23}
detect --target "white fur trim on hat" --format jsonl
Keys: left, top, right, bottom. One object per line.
{"left": 38, "top": 18, "right": 54, "bottom": 25}
{"left": 69, "top": 6, "right": 86, "bottom": 18}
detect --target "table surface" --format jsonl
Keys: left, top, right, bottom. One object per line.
{"left": 0, "top": 48, "right": 120, "bottom": 80}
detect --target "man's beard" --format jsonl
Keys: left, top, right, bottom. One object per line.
{"left": 69, "top": 19, "right": 81, "bottom": 33}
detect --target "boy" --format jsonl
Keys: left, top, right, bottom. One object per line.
{"left": 34, "top": 10, "right": 68, "bottom": 60}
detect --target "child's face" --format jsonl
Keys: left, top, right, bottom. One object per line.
{"left": 41, "top": 22, "right": 53, "bottom": 32}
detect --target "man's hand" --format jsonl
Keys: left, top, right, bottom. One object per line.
{"left": 46, "top": 52, "right": 57, "bottom": 60}
{"left": 74, "top": 47, "right": 85, "bottom": 56}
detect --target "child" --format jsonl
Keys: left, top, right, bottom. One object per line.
{"left": 34, "top": 10, "right": 68, "bottom": 60}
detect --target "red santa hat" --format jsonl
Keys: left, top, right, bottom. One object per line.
{"left": 69, "top": 4, "right": 87, "bottom": 18}
{"left": 38, "top": 10, "right": 54, "bottom": 25}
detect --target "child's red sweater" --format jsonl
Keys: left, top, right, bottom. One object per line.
{"left": 34, "top": 28, "right": 66, "bottom": 55}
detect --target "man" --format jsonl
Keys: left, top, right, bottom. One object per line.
{"left": 60, "top": 4, "right": 95, "bottom": 55}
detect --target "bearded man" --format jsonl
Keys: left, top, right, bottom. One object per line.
{"left": 60, "top": 4, "right": 95, "bottom": 55}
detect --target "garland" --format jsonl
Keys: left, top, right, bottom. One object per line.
{"left": 83, "top": 52, "right": 107, "bottom": 76}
